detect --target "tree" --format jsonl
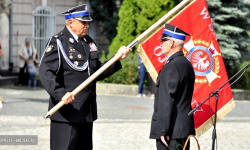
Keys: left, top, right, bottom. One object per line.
{"left": 206, "top": 0, "right": 250, "bottom": 77}
{"left": 100, "top": 0, "right": 177, "bottom": 84}
{"left": 90, "top": 0, "right": 123, "bottom": 42}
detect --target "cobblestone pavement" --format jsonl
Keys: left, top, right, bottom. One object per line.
{"left": 0, "top": 86, "right": 250, "bottom": 150}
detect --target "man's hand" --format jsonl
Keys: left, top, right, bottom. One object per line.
{"left": 160, "top": 135, "right": 170, "bottom": 147}
{"left": 62, "top": 92, "right": 75, "bottom": 105}
{"left": 117, "top": 46, "right": 132, "bottom": 60}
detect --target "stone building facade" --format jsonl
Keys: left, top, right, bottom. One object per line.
{"left": 0, "top": 0, "right": 110, "bottom": 73}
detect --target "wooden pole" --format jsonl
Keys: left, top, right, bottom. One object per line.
{"left": 44, "top": 0, "right": 191, "bottom": 119}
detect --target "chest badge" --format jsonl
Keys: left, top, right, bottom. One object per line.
{"left": 74, "top": 61, "right": 79, "bottom": 66}
{"left": 78, "top": 54, "right": 82, "bottom": 59}
{"left": 69, "top": 53, "right": 73, "bottom": 59}
{"left": 68, "top": 47, "right": 75, "bottom": 52}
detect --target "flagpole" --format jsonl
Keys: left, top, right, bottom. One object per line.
{"left": 188, "top": 61, "right": 250, "bottom": 150}
{"left": 44, "top": 0, "right": 192, "bottom": 119}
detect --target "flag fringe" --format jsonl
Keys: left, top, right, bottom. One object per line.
{"left": 137, "top": 44, "right": 158, "bottom": 83}
{"left": 196, "top": 98, "right": 235, "bottom": 137}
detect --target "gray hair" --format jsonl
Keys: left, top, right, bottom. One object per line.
{"left": 25, "top": 37, "right": 32, "bottom": 43}
{"left": 172, "top": 38, "right": 185, "bottom": 47}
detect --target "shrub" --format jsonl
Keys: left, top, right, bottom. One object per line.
{"left": 231, "top": 60, "right": 250, "bottom": 89}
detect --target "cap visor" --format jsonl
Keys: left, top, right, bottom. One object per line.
{"left": 75, "top": 16, "right": 93, "bottom": 22}
{"left": 159, "top": 34, "right": 171, "bottom": 40}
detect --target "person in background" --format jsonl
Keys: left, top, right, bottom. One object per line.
{"left": 27, "top": 60, "right": 37, "bottom": 89}
{"left": 18, "top": 37, "right": 37, "bottom": 86}
{"left": 149, "top": 24, "right": 195, "bottom": 150}
{"left": 137, "top": 53, "right": 146, "bottom": 97}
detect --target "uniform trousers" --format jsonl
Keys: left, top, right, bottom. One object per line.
{"left": 50, "top": 120, "right": 93, "bottom": 150}
{"left": 156, "top": 137, "right": 190, "bottom": 150}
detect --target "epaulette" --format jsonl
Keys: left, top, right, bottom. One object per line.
{"left": 53, "top": 31, "right": 64, "bottom": 39}
{"left": 43, "top": 31, "right": 64, "bottom": 53}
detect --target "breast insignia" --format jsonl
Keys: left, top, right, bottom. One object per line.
{"left": 69, "top": 53, "right": 73, "bottom": 59}
{"left": 67, "top": 47, "right": 75, "bottom": 52}
{"left": 78, "top": 54, "right": 82, "bottom": 59}
{"left": 89, "top": 42, "right": 97, "bottom": 52}
{"left": 74, "top": 61, "right": 79, "bottom": 66}
{"left": 45, "top": 45, "right": 53, "bottom": 53}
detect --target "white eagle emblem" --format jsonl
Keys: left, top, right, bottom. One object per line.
{"left": 192, "top": 51, "right": 210, "bottom": 71}
{"left": 185, "top": 38, "right": 221, "bottom": 85}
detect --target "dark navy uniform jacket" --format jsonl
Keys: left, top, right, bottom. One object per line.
{"left": 150, "top": 51, "right": 196, "bottom": 139}
{"left": 39, "top": 27, "right": 122, "bottom": 123}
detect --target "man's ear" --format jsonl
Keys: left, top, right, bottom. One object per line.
{"left": 68, "top": 19, "right": 74, "bottom": 28}
{"left": 169, "top": 40, "right": 173, "bottom": 47}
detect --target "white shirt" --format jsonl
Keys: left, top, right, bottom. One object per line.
{"left": 66, "top": 26, "right": 80, "bottom": 42}
{"left": 165, "top": 52, "right": 177, "bottom": 64}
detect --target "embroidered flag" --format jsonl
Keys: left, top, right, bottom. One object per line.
{"left": 138, "top": 0, "right": 235, "bottom": 137}
{"left": 89, "top": 42, "right": 97, "bottom": 52}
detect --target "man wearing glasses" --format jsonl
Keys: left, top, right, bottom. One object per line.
{"left": 149, "top": 24, "right": 196, "bottom": 150}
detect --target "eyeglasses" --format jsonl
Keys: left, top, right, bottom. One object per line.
{"left": 160, "top": 39, "right": 170, "bottom": 43}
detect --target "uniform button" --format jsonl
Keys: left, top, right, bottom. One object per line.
{"left": 89, "top": 90, "right": 92, "bottom": 93}
{"left": 162, "top": 130, "right": 165, "bottom": 133}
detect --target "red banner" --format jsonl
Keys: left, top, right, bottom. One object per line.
{"left": 139, "top": 0, "right": 234, "bottom": 137}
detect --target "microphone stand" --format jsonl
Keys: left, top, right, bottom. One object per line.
{"left": 188, "top": 61, "right": 250, "bottom": 150}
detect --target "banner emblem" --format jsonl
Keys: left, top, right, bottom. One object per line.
{"left": 185, "top": 38, "right": 221, "bottom": 85}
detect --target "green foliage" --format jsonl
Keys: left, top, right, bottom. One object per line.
{"left": 99, "top": 54, "right": 139, "bottom": 84}
{"left": 231, "top": 61, "right": 250, "bottom": 89}
{"left": 102, "top": 0, "right": 177, "bottom": 84}
{"left": 90, "top": 0, "right": 123, "bottom": 42}
{"left": 206, "top": 0, "right": 250, "bottom": 78}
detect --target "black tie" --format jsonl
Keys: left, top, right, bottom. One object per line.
{"left": 79, "top": 37, "right": 91, "bottom": 76}
{"left": 79, "top": 37, "right": 89, "bottom": 59}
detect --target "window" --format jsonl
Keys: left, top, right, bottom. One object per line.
{"left": 33, "top": 6, "right": 56, "bottom": 61}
